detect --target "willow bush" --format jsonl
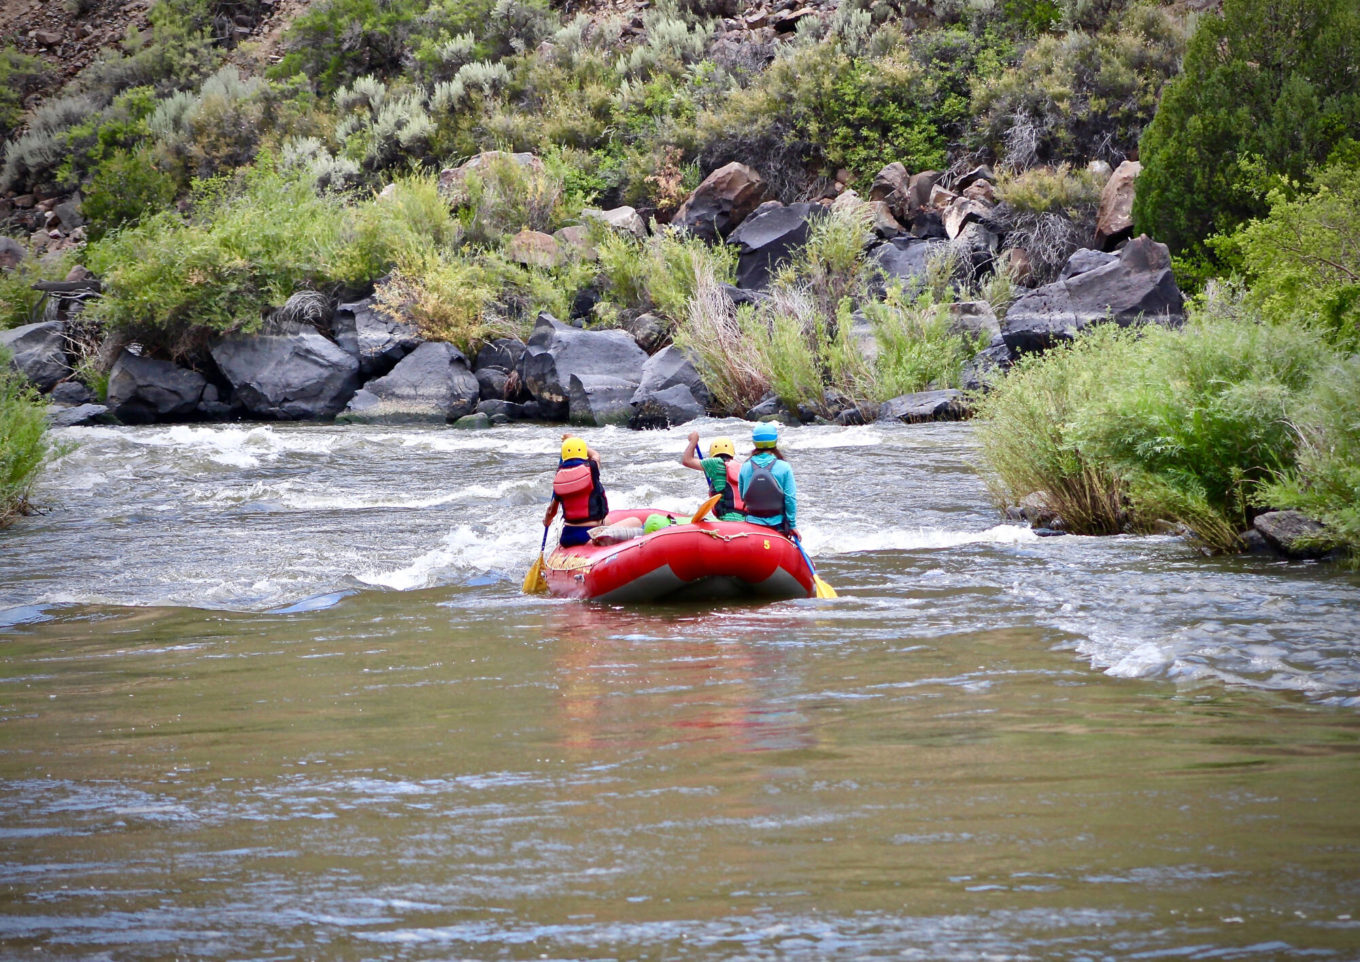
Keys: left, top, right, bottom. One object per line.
{"left": 1259, "top": 355, "right": 1360, "bottom": 565}
{"left": 974, "top": 297, "right": 1333, "bottom": 550}
{"left": 0, "top": 351, "right": 51, "bottom": 527}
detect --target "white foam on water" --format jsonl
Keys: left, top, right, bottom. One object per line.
{"left": 808, "top": 522, "right": 1036, "bottom": 555}
{"left": 355, "top": 524, "right": 531, "bottom": 591}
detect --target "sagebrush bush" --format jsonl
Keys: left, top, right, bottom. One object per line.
{"left": 0, "top": 349, "right": 51, "bottom": 528}
{"left": 972, "top": 5, "right": 1184, "bottom": 170}
{"left": 444, "top": 153, "right": 579, "bottom": 246}
{"left": 0, "top": 47, "right": 48, "bottom": 143}
{"left": 1260, "top": 355, "right": 1360, "bottom": 565}
{"left": 975, "top": 294, "right": 1333, "bottom": 549}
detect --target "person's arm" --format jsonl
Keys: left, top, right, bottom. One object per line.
{"left": 780, "top": 462, "right": 798, "bottom": 534}
{"left": 680, "top": 430, "right": 703, "bottom": 470}
{"left": 561, "top": 432, "right": 602, "bottom": 466}
{"left": 544, "top": 495, "right": 559, "bottom": 527}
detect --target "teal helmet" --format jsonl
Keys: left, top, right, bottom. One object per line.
{"left": 752, "top": 422, "right": 779, "bottom": 448}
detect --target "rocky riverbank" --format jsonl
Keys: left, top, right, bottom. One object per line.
{"left": 3, "top": 153, "right": 1184, "bottom": 435}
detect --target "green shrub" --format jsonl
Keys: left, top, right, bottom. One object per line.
{"left": 995, "top": 163, "right": 1105, "bottom": 283}
{"left": 444, "top": 153, "right": 580, "bottom": 247}
{"left": 1213, "top": 152, "right": 1360, "bottom": 350}
{"left": 375, "top": 251, "right": 498, "bottom": 349}
{"left": 974, "top": 296, "right": 1331, "bottom": 550}
{"left": 672, "top": 268, "right": 771, "bottom": 414}
{"left": 972, "top": 5, "right": 1184, "bottom": 169}
{"left": 1260, "top": 355, "right": 1360, "bottom": 565}
{"left": 866, "top": 286, "right": 985, "bottom": 401}
{"left": 0, "top": 348, "right": 51, "bottom": 527}
{"left": 83, "top": 162, "right": 356, "bottom": 355}
{"left": 0, "top": 47, "right": 48, "bottom": 143}
{"left": 83, "top": 147, "right": 179, "bottom": 239}
{"left": 1133, "top": 0, "right": 1360, "bottom": 263}
{"left": 595, "top": 226, "right": 736, "bottom": 324}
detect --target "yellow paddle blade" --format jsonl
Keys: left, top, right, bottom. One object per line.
{"left": 521, "top": 553, "right": 548, "bottom": 594}
{"left": 812, "top": 575, "right": 837, "bottom": 599}
{"left": 690, "top": 493, "right": 722, "bottom": 524}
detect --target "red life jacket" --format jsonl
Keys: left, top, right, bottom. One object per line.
{"left": 553, "top": 462, "right": 597, "bottom": 524}
{"left": 724, "top": 459, "right": 745, "bottom": 513}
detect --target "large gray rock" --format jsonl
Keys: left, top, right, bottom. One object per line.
{"left": 47, "top": 403, "right": 109, "bottom": 427}
{"left": 518, "top": 313, "right": 648, "bottom": 424}
{"left": 211, "top": 331, "right": 360, "bottom": 420}
{"left": 1253, "top": 511, "right": 1334, "bottom": 560}
{"left": 672, "top": 162, "right": 769, "bottom": 243}
{"left": 876, "top": 389, "right": 970, "bottom": 423}
{"left": 630, "top": 346, "right": 711, "bottom": 409}
{"left": 1001, "top": 235, "right": 1185, "bottom": 356}
{"left": 473, "top": 337, "right": 526, "bottom": 373}
{"left": 106, "top": 350, "right": 207, "bottom": 424}
{"left": 629, "top": 383, "right": 706, "bottom": 429}
{"left": 331, "top": 296, "right": 421, "bottom": 377}
{"left": 869, "top": 237, "right": 947, "bottom": 294}
{"left": 727, "top": 202, "right": 826, "bottom": 290}
{"left": 0, "top": 321, "right": 69, "bottom": 392}
{"left": 947, "top": 301, "right": 1001, "bottom": 342}
{"left": 341, "top": 341, "right": 479, "bottom": 423}
{"left": 0, "top": 236, "right": 26, "bottom": 271}
{"left": 582, "top": 206, "right": 647, "bottom": 238}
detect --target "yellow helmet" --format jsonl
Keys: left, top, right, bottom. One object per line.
{"left": 560, "top": 437, "right": 589, "bottom": 461}
{"left": 707, "top": 437, "right": 736, "bottom": 459}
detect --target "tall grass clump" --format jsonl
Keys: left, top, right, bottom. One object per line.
{"left": 0, "top": 349, "right": 51, "bottom": 527}
{"left": 866, "top": 286, "right": 986, "bottom": 400}
{"left": 595, "top": 226, "right": 736, "bottom": 324}
{"left": 672, "top": 265, "right": 771, "bottom": 414}
{"left": 975, "top": 296, "right": 1331, "bottom": 549}
{"left": 1259, "top": 355, "right": 1360, "bottom": 565}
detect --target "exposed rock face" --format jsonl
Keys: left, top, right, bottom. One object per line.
{"left": 869, "top": 236, "right": 947, "bottom": 294}
{"left": 1253, "top": 511, "right": 1334, "bottom": 560}
{"left": 1095, "top": 160, "right": 1140, "bottom": 251}
{"left": 211, "top": 331, "right": 360, "bottom": 420}
{"left": 518, "top": 314, "right": 648, "bottom": 425}
{"left": 672, "top": 162, "right": 770, "bottom": 243}
{"left": 508, "top": 229, "right": 562, "bottom": 268}
{"left": 331, "top": 296, "right": 421, "bottom": 378}
{"left": 582, "top": 206, "right": 647, "bottom": 238}
{"left": 876, "top": 389, "right": 970, "bottom": 423}
{"left": 106, "top": 350, "right": 207, "bottom": 424}
{"left": 0, "top": 321, "right": 70, "bottom": 392}
{"left": 341, "top": 342, "right": 480, "bottom": 423}
{"left": 1000, "top": 235, "right": 1185, "bottom": 356}
{"left": 726, "top": 202, "right": 826, "bottom": 290}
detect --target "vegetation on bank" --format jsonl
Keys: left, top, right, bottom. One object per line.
{"left": 0, "top": 0, "right": 1356, "bottom": 561}
{"left": 0, "top": 349, "right": 51, "bottom": 527}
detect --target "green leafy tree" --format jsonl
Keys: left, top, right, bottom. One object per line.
{"left": 1133, "top": 0, "right": 1360, "bottom": 263}
{"left": 1215, "top": 148, "right": 1360, "bottom": 349}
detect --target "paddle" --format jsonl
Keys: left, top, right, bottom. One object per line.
{"left": 522, "top": 525, "right": 550, "bottom": 594}
{"left": 790, "top": 533, "right": 837, "bottom": 599}
{"left": 690, "top": 493, "right": 721, "bottom": 523}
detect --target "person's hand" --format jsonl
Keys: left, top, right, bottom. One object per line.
{"left": 788, "top": 528, "right": 801, "bottom": 541}
{"left": 687, "top": 430, "right": 700, "bottom": 446}
{"left": 543, "top": 515, "right": 552, "bottom": 527}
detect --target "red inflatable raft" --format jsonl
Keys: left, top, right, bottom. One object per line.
{"left": 543, "top": 508, "right": 816, "bottom": 602}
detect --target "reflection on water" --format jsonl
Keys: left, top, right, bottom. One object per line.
{"left": 1, "top": 421, "right": 1358, "bottom": 958}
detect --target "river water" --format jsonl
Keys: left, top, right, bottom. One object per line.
{"left": 2, "top": 420, "right": 1358, "bottom": 960}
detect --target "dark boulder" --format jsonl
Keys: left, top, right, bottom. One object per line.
{"left": 331, "top": 296, "right": 421, "bottom": 378}
{"left": 1253, "top": 511, "right": 1335, "bottom": 561}
{"left": 959, "top": 336, "right": 1015, "bottom": 392}
{"left": 869, "top": 237, "right": 947, "bottom": 295}
{"left": 1001, "top": 235, "right": 1185, "bottom": 356}
{"left": 106, "top": 350, "right": 207, "bottom": 424}
{"left": 473, "top": 337, "right": 526, "bottom": 373}
{"left": 0, "top": 236, "right": 26, "bottom": 271}
{"left": 476, "top": 367, "right": 509, "bottom": 401}
{"left": 0, "top": 321, "right": 70, "bottom": 392}
{"left": 476, "top": 398, "right": 530, "bottom": 419}
{"left": 727, "top": 202, "right": 827, "bottom": 290}
{"left": 211, "top": 331, "right": 361, "bottom": 420}
{"left": 624, "top": 312, "right": 670, "bottom": 354}
{"left": 47, "top": 403, "right": 110, "bottom": 428}
{"left": 48, "top": 380, "right": 96, "bottom": 405}
{"left": 671, "top": 162, "right": 770, "bottom": 243}
{"left": 877, "top": 389, "right": 970, "bottom": 423}
{"left": 340, "top": 341, "right": 479, "bottom": 423}
{"left": 517, "top": 313, "right": 648, "bottom": 425}
{"left": 629, "top": 384, "right": 707, "bottom": 429}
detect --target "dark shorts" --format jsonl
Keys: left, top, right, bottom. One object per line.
{"left": 560, "top": 524, "right": 593, "bottom": 547}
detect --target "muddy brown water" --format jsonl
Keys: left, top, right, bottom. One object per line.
{"left": 2, "top": 421, "right": 1357, "bottom": 959}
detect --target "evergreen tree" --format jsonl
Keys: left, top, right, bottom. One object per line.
{"left": 1132, "top": 0, "right": 1360, "bottom": 264}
